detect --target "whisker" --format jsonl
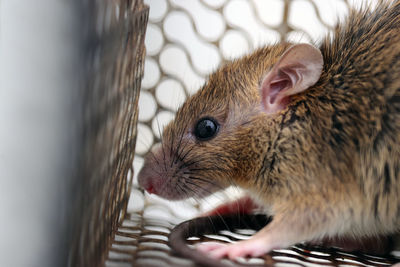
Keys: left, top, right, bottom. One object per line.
{"left": 188, "top": 167, "right": 230, "bottom": 173}
{"left": 196, "top": 193, "right": 235, "bottom": 234}
{"left": 179, "top": 181, "right": 202, "bottom": 200}
{"left": 154, "top": 119, "right": 169, "bottom": 174}
{"left": 174, "top": 128, "right": 186, "bottom": 165}
{"left": 136, "top": 137, "right": 152, "bottom": 149}
{"left": 179, "top": 155, "right": 231, "bottom": 170}
{"left": 187, "top": 175, "right": 225, "bottom": 191}
{"left": 169, "top": 128, "right": 176, "bottom": 161}
{"left": 161, "top": 143, "right": 168, "bottom": 173}
{"left": 147, "top": 150, "right": 162, "bottom": 167}
{"left": 178, "top": 183, "right": 233, "bottom": 235}
{"left": 175, "top": 182, "right": 188, "bottom": 198}
{"left": 177, "top": 144, "right": 196, "bottom": 164}
{"left": 183, "top": 180, "right": 216, "bottom": 197}
{"left": 178, "top": 156, "right": 215, "bottom": 169}
{"left": 155, "top": 116, "right": 163, "bottom": 141}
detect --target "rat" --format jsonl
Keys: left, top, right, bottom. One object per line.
{"left": 138, "top": 0, "right": 400, "bottom": 264}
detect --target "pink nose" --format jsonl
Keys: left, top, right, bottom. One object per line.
{"left": 146, "top": 184, "right": 155, "bottom": 194}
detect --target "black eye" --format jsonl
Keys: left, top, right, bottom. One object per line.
{"left": 194, "top": 117, "right": 219, "bottom": 141}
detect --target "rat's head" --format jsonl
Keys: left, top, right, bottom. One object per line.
{"left": 138, "top": 43, "right": 323, "bottom": 200}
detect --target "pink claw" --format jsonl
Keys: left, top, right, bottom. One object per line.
{"left": 197, "top": 238, "right": 270, "bottom": 260}
{"left": 197, "top": 242, "right": 228, "bottom": 254}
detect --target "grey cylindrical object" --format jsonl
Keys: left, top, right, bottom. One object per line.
{"left": 0, "top": 1, "right": 82, "bottom": 267}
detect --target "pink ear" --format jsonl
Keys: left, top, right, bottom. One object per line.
{"left": 260, "top": 43, "right": 323, "bottom": 114}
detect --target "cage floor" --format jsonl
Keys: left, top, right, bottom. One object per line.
{"left": 106, "top": 209, "right": 400, "bottom": 267}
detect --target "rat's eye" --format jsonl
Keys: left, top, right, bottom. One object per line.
{"left": 194, "top": 117, "right": 219, "bottom": 141}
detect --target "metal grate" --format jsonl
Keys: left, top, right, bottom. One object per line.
{"left": 108, "top": 212, "right": 400, "bottom": 267}
{"left": 68, "top": 1, "right": 148, "bottom": 266}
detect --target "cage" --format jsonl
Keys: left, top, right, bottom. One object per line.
{"left": 1, "top": 0, "right": 148, "bottom": 266}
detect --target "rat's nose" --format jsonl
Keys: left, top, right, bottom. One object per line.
{"left": 137, "top": 166, "right": 157, "bottom": 195}
{"left": 145, "top": 184, "right": 155, "bottom": 194}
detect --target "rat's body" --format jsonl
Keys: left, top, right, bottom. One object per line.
{"left": 139, "top": 0, "right": 400, "bottom": 262}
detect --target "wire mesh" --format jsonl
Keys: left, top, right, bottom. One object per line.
{"left": 107, "top": 212, "right": 400, "bottom": 267}
{"left": 68, "top": 1, "right": 148, "bottom": 266}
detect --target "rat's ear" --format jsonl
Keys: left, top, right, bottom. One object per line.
{"left": 260, "top": 43, "right": 323, "bottom": 114}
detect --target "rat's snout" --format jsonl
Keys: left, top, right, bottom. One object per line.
{"left": 137, "top": 141, "right": 222, "bottom": 200}
{"left": 137, "top": 143, "right": 196, "bottom": 200}
{"left": 137, "top": 144, "right": 163, "bottom": 195}
{"left": 137, "top": 163, "right": 157, "bottom": 195}
{"left": 137, "top": 144, "right": 180, "bottom": 198}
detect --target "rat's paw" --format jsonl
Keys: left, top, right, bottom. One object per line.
{"left": 197, "top": 238, "right": 269, "bottom": 260}
{"left": 197, "top": 242, "right": 228, "bottom": 253}
{"left": 392, "top": 263, "right": 400, "bottom": 267}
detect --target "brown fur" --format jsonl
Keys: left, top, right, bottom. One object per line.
{"left": 139, "top": 0, "right": 400, "bottom": 244}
